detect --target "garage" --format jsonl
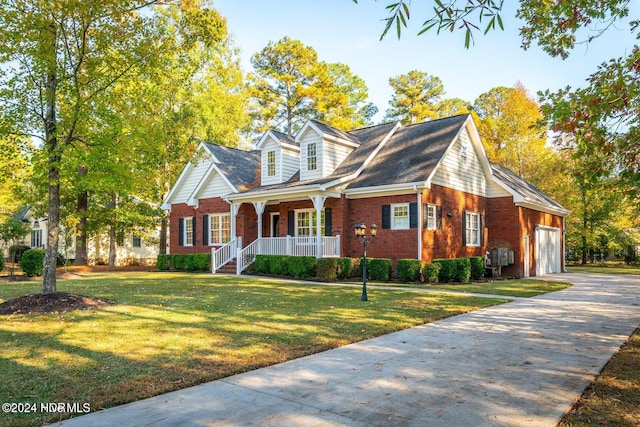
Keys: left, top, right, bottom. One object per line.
{"left": 536, "top": 225, "right": 561, "bottom": 275}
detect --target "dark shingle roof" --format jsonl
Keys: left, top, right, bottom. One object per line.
{"left": 491, "top": 163, "right": 568, "bottom": 213}
{"left": 269, "top": 130, "right": 298, "bottom": 147}
{"left": 346, "top": 115, "right": 469, "bottom": 189}
{"left": 203, "top": 143, "right": 261, "bottom": 192}
{"left": 309, "top": 120, "right": 361, "bottom": 145}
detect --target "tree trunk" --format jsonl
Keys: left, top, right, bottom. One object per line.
{"left": 74, "top": 166, "right": 89, "bottom": 265}
{"left": 108, "top": 194, "right": 118, "bottom": 267}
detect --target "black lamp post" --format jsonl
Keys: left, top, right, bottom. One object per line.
{"left": 354, "top": 222, "right": 377, "bottom": 301}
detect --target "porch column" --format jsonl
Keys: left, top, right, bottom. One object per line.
{"left": 310, "top": 195, "right": 326, "bottom": 258}
{"left": 229, "top": 202, "right": 241, "bottom": 241}
{"left": 252, "top": 201, "right": 266, "bottom": 239}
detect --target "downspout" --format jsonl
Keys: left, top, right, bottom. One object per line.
{"left": 414, "top": 185, "right": 423, "bottom": 262}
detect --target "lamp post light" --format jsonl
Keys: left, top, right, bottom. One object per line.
{"left": 354, "top": 222, "right": 377, "bottom": 301}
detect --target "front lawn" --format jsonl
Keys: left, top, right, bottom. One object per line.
{"left": 567, "top": 264, "right": 640, "bottom": 275}
{"left": 427, "top": 278, "right": 571, "bottom": 297}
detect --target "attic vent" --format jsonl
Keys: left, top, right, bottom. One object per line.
{"left": 460, "top": 143, "right": 468, "bottom": 165}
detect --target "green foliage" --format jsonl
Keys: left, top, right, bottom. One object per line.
{"left": 270, "top": 255, "right": 289, "bottom": 276}
{"left": 171, "top": 254, "right": 185, "bottom": 271}
{"left": 422, "top": 262, "right": 441, "bottom": 283}
{"left": 0, "top": 255, "right": 4, "bottom": 272}
{"left": 316, "top": 258, "right": 338, "bottom": 281}
{"left": 254, "top": 255, "right": 271, "bottom": 273}
{"left": 337, "top": 257, "right": 353, "bottom": 279}
{"left": 157, "top": 254, "right": 171, "bottom": 271}
{"left": 360, "top": 257, "right": 392, "bottom": 281}
{"left": 8, "top": 245, "right": 31, "bottom": 263}
{"left": 384, "top": 70, "right": 444, "bottom": 124}
{"left": 397, "top": 259, "right": 422, "bottom": 282}
{"left": 288, "top": 256, "right": 317, "bottom": 279}
{"left": 19, "top": 249, "right": 45, "bottom": 277}
{"left": 456, "top": 258, "right": 472, "bottom": 283}
{"left": 433, "top": 259, "right": 458, "bottom": 283}
{"left": 469, "top": 256, "right": 486, "bottom": 280}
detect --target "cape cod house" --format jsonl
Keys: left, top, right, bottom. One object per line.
{"left": 162, "top": 114, "right": 569, "bottom": 277}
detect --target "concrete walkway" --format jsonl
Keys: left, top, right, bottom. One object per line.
{"left": 51, "top": 273, "right": 640, "bottom": 427}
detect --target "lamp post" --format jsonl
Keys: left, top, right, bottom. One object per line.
{"left": 354, "top": 222, "right": 377, "bottom": 301}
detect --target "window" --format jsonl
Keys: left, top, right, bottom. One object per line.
{"left": 460, "top": 143, "right": 469, "bottom": 166}
{"left": 465, "top": 211, "right": 481, "bottom": 246}
{"left": 210, "top": 213, "right": 231, "bottom": 245}
{"left": 184, "top": 217, "right": 194, "bottom": 246}
{"left": 391, "top": 204, "right": 410, "bottom": 230}
{"left": 132, "top": 235, "right": 142, "bottom": 248}
{"left": 425, "top": 204, "right": 437, "bottom": 230}
{"left": 296, "top": 209, "right": 325, "bottom": 236}
{"left": 307, "top": 143, "right": 317, "bottom": 171}
{"left": 267, "top": 150, "right": 276, "bottom": 177}
{"left": 31, "top": 229, "right": 42, "bottom": 247}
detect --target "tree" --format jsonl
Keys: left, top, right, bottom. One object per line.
{"left": 385, "top": 70, "right": 445, "bottom": 124}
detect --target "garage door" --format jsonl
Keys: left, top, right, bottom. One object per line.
{"left": 536, "top": 226, "right": 561, "bottom": 275}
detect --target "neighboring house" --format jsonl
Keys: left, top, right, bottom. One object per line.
{"left": 10, "top": 207, "right": 162, "bottom": 266}
{"left": 162, "top": 114, "right": 570, "bottom": 277}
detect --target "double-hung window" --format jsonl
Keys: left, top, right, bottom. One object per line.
{"left": 465, "top": 211, "right": 481, "bottom": 246}
{"left": 425, "top": 204, "right": 437, "bottom": 230}
{"left": 184, "top": 217, "right": 194, "bottom": 246}
{"left": 210, "top": 213, "right": 231, "bottom": 245}
{"left": 267, "top": 150, "right": 276, "bottom": 177}
{"left": 132, "top": 235, "right": 142, "bottom": 248}
{"left": 307, "top": 143, "right": 317, "bottom": 171}
{"left": 391, "top": 204, "right": 410, "bottom": 230}
{"left": 296, "top": 209, "right": 325, "bottom": 236}
{"left": 31, "top": 229, "right": 42, "bottom": 247}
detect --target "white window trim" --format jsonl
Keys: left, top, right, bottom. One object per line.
{"left": 307, "top": 143, "right": 317, "bottom": 171}
{"left": 465, "top": 211, "right": 481, "bottom": 246}
{"left": 391, "top": 203, "right": 410, "bottom": 230}
{"left": 267, "top": 150, "right": 276, "bottom": 177}
{"left": 295, "top": 208, "right": 325, "bottom": 238}
{"left": 184, "top": 217, "right": 194, "bottom": 247}
{"left": 425, "top": 204, "right": 437, "bottom": 230}
{"left": 209, "top": 213, "right": 231, "bottom": 246}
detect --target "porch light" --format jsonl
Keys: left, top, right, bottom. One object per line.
{"left": 353, "top": 222, "right": 377, "bottom": 301}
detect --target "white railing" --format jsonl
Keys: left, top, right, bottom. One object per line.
{"left": 211, "top": 237, "right": 242, "bottom": 274}
{"left": 236, "top": 235, "right": 341, "bottom": 274}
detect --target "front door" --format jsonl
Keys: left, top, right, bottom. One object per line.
{"left": 271, "top": 213, "right": 280, "bottom": 237}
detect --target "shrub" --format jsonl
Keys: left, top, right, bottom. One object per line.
{"left": 360, "top": 257, "right": 392, "bottom": 281}
{"left": 288, "top": 256, "right": 317, "bottom": 278}
{"left": 433, "top": 259, "right": 458, "bottom": 282}
{"left": 0, "top": 255, "right": 4, "bottom": 272}
{"left": 19, "top": 249, "right": 45, "bottom": 277}
{"left": 397, "top": 259, "right": 422, "bottom": 282}
{"left": 269, "top": 255, "right": 289, "bottom": 276}
{"left": 337, "top": 257, "right": 352, "bottom": 279}
{"left": 9, "top": 245, "right": 31, "bottom": 263}
{"left": 456, "top": 258, "right": 471, "bottom": 283}
{"left": 193, "top": 253, "right": 210, "bottom": 271}
{"left": 254, "top": 255, "right": 271, "bottom": 273}
{"left": 171, "top": 254, "right": 186, "bottom": 271}
{"left": 422, "top": 262, "right": 441, "bottom": 283}
{"left": 469, "top": 256, "right": 485, "bottom": 280}
{"left": 157, "top": 254, "right": 171, "bottom": 271}
{"left": 317, "top": 258, "right": 338, "bottom": 280}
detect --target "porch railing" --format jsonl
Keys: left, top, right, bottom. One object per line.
{"left": 236, "top": 235, "right": 341, "bottom": 275}
{"left": 211, "top": 237, "right": 242, "bottom": 274}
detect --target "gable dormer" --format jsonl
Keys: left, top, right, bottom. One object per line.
{"left": 255, "top": 131, "right": 300, "bottom": 186}
{"left": 296, "top": 120, "right": 360, "bottom": 181}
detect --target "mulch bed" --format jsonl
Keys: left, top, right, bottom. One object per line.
{"left": 0, "top": 292, "right": 116, "bottom": 315}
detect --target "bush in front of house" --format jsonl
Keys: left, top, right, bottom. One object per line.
{"left": 359, "top": 257, "right": 392, "bottom": 281}
{"left": 193, "top": 253, "right": 210, "bottom": 271}
{"left": 397, "top": 259, "right": 422, "bottom": 282}
{"left": 171, "top": 254, "right": 185, "bottom": 270}
{"left": 0, "top": 255, "right": 4, "bottom": 272}
{"left": 316, "top": 258, "right": 338, "bottom": 280}
{"left": 422, "top": 262, "right": 441, "bottom": 283}
{"left": 288, "top": 256, "right": 317, "bottom": 279}
{"left": 469, "top": 256, "right": 485, "bottom": 280}
{"left": 336, "top": 257, "right": 352, "bottom": 279}
{"left": 254, "top": 255, "right": 271, "bottom": 273}
{"left": 9, "top": 245, "right": 31, "bottom": 263}
{"left": 19, "top": 249, "right": 46, "bottom": 277}
{"left": 433, "top": 258, "right": 457, "bottom": 282}
{"left": 269, "top": 255, "right": 289, "bottom": 276}
{"left": 168, "top": 254, "right": 210, "bottom": 272}
{"left": 456, "top": 257, "right": 472, "bottom": 283}
{"left": 157, "top": 254, "right": 171, "bottom": 270}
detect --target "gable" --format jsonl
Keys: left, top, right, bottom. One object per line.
{"left": 170, "top": 159, "right": 212, "bottom": 206}
{"left": 197, "top": 171, "right": 234, "bottom": 199}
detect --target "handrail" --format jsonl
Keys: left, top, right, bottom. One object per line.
{"left": 211, "top": 237, "right": 241, "bottom": 274}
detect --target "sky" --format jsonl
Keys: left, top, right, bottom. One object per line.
{"left": 214, "top": 0, "right": 639, "bottom": 122}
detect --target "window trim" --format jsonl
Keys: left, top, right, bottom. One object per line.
{"left": 465, "top": 211, "right": 481, "bottom": 247}
{"left": 267, "top": 150, "right": 276, "bottom": 177}
{"left": 391, "top": 203, "right": 410, "bottom": 230}
{"left": 31, "top": 229, "right": 42, "bottom": 247}
{"left": 132, "top": 234, "right": 142, "bottom": 248}
{"left": 307, "top": 143, "right": 317, "bottom": 171}
{"left": 209, "top": 213, "right": 231, "bottom": 246}
{"left": 425, "top": 204, "right": 437, "bottom": 230}
{"left": 294, "top": 208, "right": 325, "bottom": 238}
{"left": 184, "top": 217, "right": 194, "bottom": 246}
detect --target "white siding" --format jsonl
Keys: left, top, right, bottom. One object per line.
{"left": 323, "top": 140, "right": 354, "bottom": 176}
{"left": 282, "top": 146, "right": 300, "bottom": 181}
{"left": 261, "top": 138, "right": 281, "bottom": 186}
{"left": 431, "top": 129, "right": 488, "bottom": 196}
{"left": 487, "top": 179, "right": 512, "bottom": 198}
{"left": 173, "top": 160, "right": 212, "bottom": 204}
{"left": 299, "top": 129, "right": 323, "bottom": 181}
{"left": 198, "top": 172, "right": 234, "bottom": 199}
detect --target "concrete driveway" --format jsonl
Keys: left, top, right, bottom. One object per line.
{"left": 50, "top": 273, "right": 640, "bottom": 427}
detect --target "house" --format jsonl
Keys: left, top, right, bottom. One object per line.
{"left": 8, "top": 207, "right": 162, "bottom": 266}
{"left": 162, "top": 114, "right": 569, "bottom": 277}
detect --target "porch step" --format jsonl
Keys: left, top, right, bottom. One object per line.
{"left": 215, "top": 259, "right": 237, "bottom": 274}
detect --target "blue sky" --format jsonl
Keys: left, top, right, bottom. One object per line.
{"left": 214, "top": 0, "right": 638, "bottom": 122}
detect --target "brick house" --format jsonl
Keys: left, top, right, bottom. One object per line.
{"left": 162, "top": 114, "right": 569, "bottom": 277}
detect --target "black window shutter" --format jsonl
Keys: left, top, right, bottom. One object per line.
{"left": 192, "top": 217, "right": 197, "bottom": 245}
{"left": 287, "top": 210, "right": 295, "bottom": 236}
{"left": 462, "top": 211, "right": 467, "bottom": 246}
{"left": 437, "top": 205, "right": 443, "bottom": 230}
{"left": 480, "top": 214, "right": 485, "bottom": 246}
{"left": 324, "top": 208, "right": 332, "bottom": 236}
{"left": 202, "top": 215, "right": 209, "bottom": 245}
{"left": 381, "top": 205, "right": 391, "bottom": 229}
{"left": 178, "top": 218, "right": 184, "bottom": 246}
{"left": 409, "top": 203, "right": 418, "bottom": 228}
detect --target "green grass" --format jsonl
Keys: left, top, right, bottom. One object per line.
{"left": 0, "top": 272, "right": 509, "bottom": 426}
{"left": 426, "top": 279, "right": 571, "bottom": 297}
{"left": 567, "top": 264, "right": 640, "bottom": 275}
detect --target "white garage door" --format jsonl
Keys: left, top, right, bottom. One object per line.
{"left": 536, "top": 226, "right": 561, "bottom": 275}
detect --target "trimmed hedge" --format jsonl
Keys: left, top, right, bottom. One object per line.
{"left": 456, "top": 257, "right": 471, "bottom": 283}
{"left": 423, "top": 262, "right": 441, "bottom": 283}
{"left": 270, "top": 255, "right": 289, "bottom": 276}
{"left": 20, "top": 249, "right": 45, "bottom": 277}
{"left": 288, "top": 256, "right": 316, "bottom": 278}
{"left": 433, "top": 258, "right": 458, "bottom": 282}
{"left": 397, "top": 259, "right": 422, "bottom": 282}
{"left": 360, "top": 257, "right": 392, "bottom": 281}
{"left": 469, "top": 256, "right": 485, "bottom": 280}
{"left": 337, "top": 257, "right": 352, "bottom": 279}
{"left": 157, "top": 254, "right": 171, "bottom": 271}
{"left": 168, "top": 253, "right": 210, "bottom": 272}
{"left": 254, "top": 254, "right": 271, "bottom": 273}
{"left": 317, "top": 258, "right": 338, "bottom": 280}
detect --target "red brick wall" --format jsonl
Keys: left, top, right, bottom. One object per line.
{"left": 520, "top": 206, "right": 564, "bottom": 276}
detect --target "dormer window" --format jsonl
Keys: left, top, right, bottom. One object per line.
{"left": 307, "top": 143, "right": 317, "bottom": 171}
{"left": 267, "top": 150, "right": 276, "bottom": 177}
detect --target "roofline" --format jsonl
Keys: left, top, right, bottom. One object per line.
{"left": 255, "top": 130, "right": 300, "bottom": 151}
{"left": 296, "top": 120, "right": 360, "bottom": 148}
{"left": 187, "top": 162, "right": 238, "bottom": 207}
{"left": 515, "top": 201, "right": 571, "bottom": 217}
{"left": 161, "top": 161, "right": 194, "bottom": 210}
{"left": 344, "top": 181, "right": 426, "bottom": 199}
